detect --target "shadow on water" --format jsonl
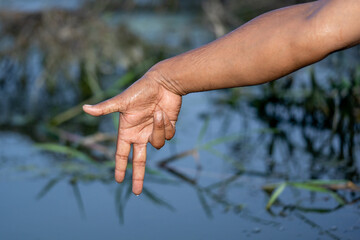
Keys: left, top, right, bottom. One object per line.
{"left": 1, "top": 1, "right": 360, "bottom": 239}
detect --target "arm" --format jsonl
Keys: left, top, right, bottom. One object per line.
{"left": 83, "top": 0, "right": 360, "bottom": 195}
{"left": 152, "top": 0, "right": 360, "bottom": 94}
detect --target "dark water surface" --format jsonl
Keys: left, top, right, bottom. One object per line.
{"left": 1, "top": 90, "right": 360, "bottom": 240}
{"left": 1, "top": 1, "right": 360, "bottom": 239}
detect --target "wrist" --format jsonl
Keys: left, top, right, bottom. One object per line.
{"left": 147, "top": 60, "right": 187, "bottom": 96}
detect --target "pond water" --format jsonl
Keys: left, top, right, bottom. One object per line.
{"left": 1, "top": 85, "right": 360, "bottom": 240}
{"left": 1, "top": 1, "right": 360, "bottom": 240}
{"left": 0, "top": 0, "right": 84, "bottom": 11}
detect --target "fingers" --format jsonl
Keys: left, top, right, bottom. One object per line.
{"left": 132, "top": 144, "right": 147, "bottom": 195}
{"left": 115, "top": 138, "right": 131, "bottom": 183}
{"left": 163, "top": 112, "right": 176, "bottom": 140}
{"left": 149, "top": 111, "right": 165, "bottom": 149}
{"left": 82, "top": 95, "right": 125, "bottom": 116}
{"left": 149, "top": 111, "right": 176, "bottom": 150}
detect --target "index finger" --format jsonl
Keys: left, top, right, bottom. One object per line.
{"left": 115, "top": 138, "right": 131, "bottom": 183}
{"left": 115, "top": 115, "right": 130, "bottom": 183}
{"left": 132, "top": 143, "right": 147, "bottom": 195}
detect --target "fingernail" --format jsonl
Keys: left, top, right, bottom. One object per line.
{"left": 83, "top": 104, "right": 93, "bottom": 107}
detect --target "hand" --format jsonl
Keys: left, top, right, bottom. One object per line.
{"left": 83, "top": 72, "right": 182, "bottom": 195}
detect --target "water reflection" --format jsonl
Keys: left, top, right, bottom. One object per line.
{"left": 212, "top": 52, "right": 360, "bottom": 179}
{"left": 253, "top": 64, "right": 360, "bottom": 181}
{"left": 1, "top": 1, "right": 360, "bottom": 239}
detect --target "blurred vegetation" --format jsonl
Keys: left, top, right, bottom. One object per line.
{"left": 0, "top": 0, "right": 359, "bottom": 219}
{"left": 0, "top": 6, "right": 159, "bottom": 126}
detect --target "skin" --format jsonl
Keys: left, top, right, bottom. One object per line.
{"left": 83, "top": 0, "right": 360, "bottom": 195}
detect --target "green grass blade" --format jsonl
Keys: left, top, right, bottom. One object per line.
{"left": 329, "top": 192, "right": 346, "bottom": 205}
{"left": 290, "top": 183, "right": 346, "bottom": 205}
{"left": 302, "top": 179, "right": 348, "bottom": 185}
{"left": 266, "top": 182, "right": 287, "bottom": 210}
{"left": 35, "top": 143, "right": 95, "bottom": 164}
{"left": 290, "top": 183, "right": 330, "bottom": 193}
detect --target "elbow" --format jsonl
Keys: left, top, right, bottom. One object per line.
{"left": 301, "top": 0, "right": 360, "bottom": 53}
{"left": 288, "top": 0, "right": 360, "bottom": 68}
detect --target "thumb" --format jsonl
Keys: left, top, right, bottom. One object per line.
{"left": 83, "top": 96, "right": 124, "bottom": 116}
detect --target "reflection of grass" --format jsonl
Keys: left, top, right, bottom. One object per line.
{"left": 294, "top": 212, "right": 341, "bottom": 240}
{"left": 35, "top": 143, "right": 95, "bottom": 164}
{"left": 33, "top": 119, "right": 248, "bottom": 220}
{"left": 263, "top": 179, "right": 360, "bottom": 210}
{"left": 32, "top": 143, "right": 175, "bottom": 222}
{"left": 36, "top": 177, "right": 61, "bottom": 200}
{"left": 158, "top": 112, "right": 360, "bottom": 226}
{"left": 157, "top": 123, "right": 264, "bottom": 217}
{"left": 115, "top": 183, "right": 132, "bottom": 224}
{"left": 212, "top": 52, "right": 360, "bottom": 200}
{"left": 262, "top": 179, "right": 359, "bottom": 240}
{"left": 159, "top": 116, "right": 245, "bottom": 170}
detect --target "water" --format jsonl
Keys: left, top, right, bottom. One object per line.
{"left": 113, "top": 13, "right": 213, "bottom": 49}
{"left": 0, "top": 0, "right": 84, "bottom": 12}
{"left": 1, "top": 1, "right": 360, "bottom": 239}
{"left": 1, "top": 90, "right": 360, "bottom": 240}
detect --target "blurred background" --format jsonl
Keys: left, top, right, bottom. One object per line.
{"left": 0, "top": 0, "right": 359, "bottom": 239}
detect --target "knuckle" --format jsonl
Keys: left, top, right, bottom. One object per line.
{"left": 133, "top": 177, "right": 145, "bottom": 181}
{"left": 154, "top": 120, "right": 164, "bottom": 129}
{"left": 133, "top": 160, "right": 146, "bottom": 168}
{"left": 115, "top": 153, "right": 128, "bottom": 162}
{"left": 115, "top": 164, "right": 125, "bottom": 172}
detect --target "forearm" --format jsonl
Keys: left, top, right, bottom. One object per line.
{"left": 150, "top": 0, "right": 360, "bottom": 95}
